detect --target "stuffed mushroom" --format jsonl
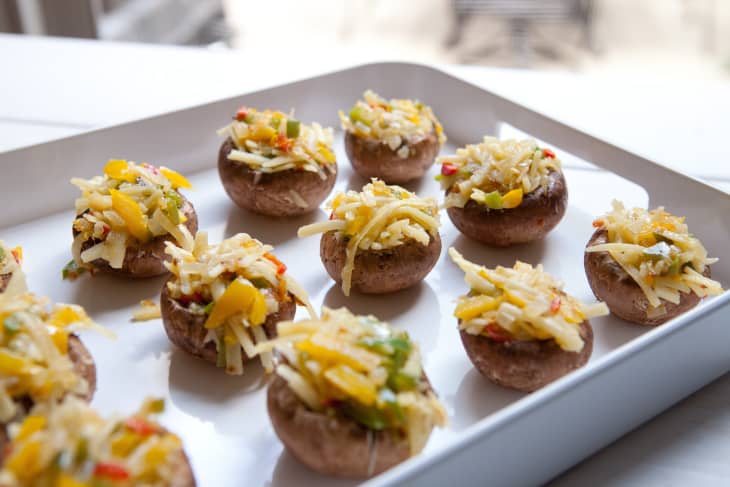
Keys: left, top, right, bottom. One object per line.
{"left": 449, "top": 248, "right": 609, "bottom": 392}
{"left": 161, "top": 232, "right": 315, "bottom": 375}
{"left": 67, "top": 160, "right": 198, "bottom": 279}
{"left": 0, "top": 396, "right": 195, "bottom": 486}
{"left": 585, "top": 201, "right": 723, "bottom": 326}
{"left": 340, "top": 90, "right": 446, "bottom": 184}
{"left": 0, "top": 242, "right": 26, "bottom": 295}
{"left": 0, "top": 293, "right": 100, "bottom": 450}
{"left": 257, "top": 307, "right": 446, "bottom": 478}
{"left": 298, "top": 179, "right": 441, "bottom": 296}
{"left": 439, "top": 138, "right": 567, "bottom": 246}
{"left": 217, "top": 107, "right": 337, "bottom": 216}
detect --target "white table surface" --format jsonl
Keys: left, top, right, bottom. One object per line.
{"left": 1, "top": 34, "right": 729, "bottom": 486}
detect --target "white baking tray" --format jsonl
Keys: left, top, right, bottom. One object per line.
{"left": 0, "top": 63, "right": 728, "bottom": 487}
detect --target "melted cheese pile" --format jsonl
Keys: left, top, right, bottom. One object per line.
{"left": 0, "top": 241, "right": 26, "bottom": 295}
{"left": 339, "top": 90, "right": 446, "bottom": 158}
{"left": 0, "top": 293, "right": 104, "bottom": 423}
{"left": 71, "top": 160, "right": 194, "bottom": 270}
{"left": 449, "top": 248, "right": 608, "bottom": 352}
{"left": 255, "top": 306, "right": 446, "bottom": 456}
{"left": 438, "top": 137, "right": 560, "bottom": 209}
{"left": 164, "top": 232, "right": 315, "bottom": 375}
{"left": 0, "top": 397, "right": 185, "bottom": 487}
{"left": 297, "top": 179, "right": 440, "bottom": 296}
{"left": 217, "top": 107, "right": 336, "bottom": 179}
{"left": 586, "top": 200, "right": 723, "bottom": 316}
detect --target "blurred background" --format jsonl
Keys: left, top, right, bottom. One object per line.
{"left": 1, "top": 0, "right": 728, "bottom": 80}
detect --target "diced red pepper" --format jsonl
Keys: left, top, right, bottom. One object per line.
{"left": 275, "top": 134, "right": 293, "bottom": 152}
{"left": 93, "top": 463, "right": 130, "bottom": 481}
{"left": 550, "top": 297, "right": 561, "bottom": 314}
{"left": 102, "top": 225, "right": 111, "bottom": 237}
{"left": 10, "top": 250, "right": 21, "bottom": 265}
{"left": 264, "top": 253, "right": 287, "bottom": 275}
{"left": 543, "top": 148, "right": 556, "bottom": 159}
{"left": 124, "top": 417, "right": 158, "bottom": 436}
{"left": 329, "top": 212, "right": 335, "bottom": 220}
{"left": 235, "top": 106, "right": 248, "bottom": 121}
{"left": 592, "top": 219, "right": 605, "bottom": 228}
{"left": 485, "top": 323, "right": 511, "bottom": 343}
{"left": 441, "top": 162, "right": 458, "bottom": 176}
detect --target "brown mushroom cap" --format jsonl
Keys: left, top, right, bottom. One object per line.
{"left": 459, "top": 320, "right": 593, "bottom": 392}
{"left": 160, "top": 278, "right": 296, "bottom": 366}
{"left": 218, "top": 137, "right": 337, "bottom": 217}
{"left": 584, "top": 228, "right": 709, "bottom": 326}
{"left": 344, "top": 131, "right": 440, "bottom": 184}
{"left": 168, "top": 448, "right": 198, "bottom": 487}
{"left": 446, "top": 169, "right": 567, "bottom": 247}
{"left": 76, "top": 195, "right": 199, "bottom": 279}
{"left": 319, "top": 231, "right": 441, "bottom": 294}
{"left": 267, "top": 374, "right": 410, "bottom": 478}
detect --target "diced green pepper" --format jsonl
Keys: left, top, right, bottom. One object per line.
{"left": 165, "top": 197, "right": 180, "bottom": 225}
{"left": 203, "top": 302, "right": 215, "bottom": 315}
{"left": 270, "top": 117, "right": 281, "bottom": 129}
{"left": 286, "top": 119, "right": 301, "bottom": 138}
{"left": 3, "top": 315, "right": 21, "bottom": 335}
{"left": 349, "top": 106, "right": 369, "bottom": 125}
{"left": 665, "top": 258, "right": 681, "bottom": 276}
{"left": 341, "top": 400, "right": 389, "bottom": 430}
{"left": 250, "top": 277, "right": 271, "bottom": 289}
{"left": 387, "top": 371, "right": 418, "bottom": 392}
{"left": 643, "top": 241, "right": 671, "bottom": 261}
{"left": 0, "top": 246, "right": 5, "bottom": 262}
{"left": 75, "top": 438, "right": 88, "bottom": 464}
{"left": 166, "top": 190, "right": 183, "bottom": 208}
{"left": 62, "top": 259, "right": 87, "bottom": 281}
{"left": 378, "top": 388, "right": 405, "bottom": 425}
{"left": 483, "top": 190, "right": 503, "bottom": 209}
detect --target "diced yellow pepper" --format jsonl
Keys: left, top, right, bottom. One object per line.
{"left": 111, "top": 432, "right": 142, "bottom": 457}
{"left": 637, "top": 231, "right": 656, "bottom": 247}
{"left": 205, "top": 279, "right": 267, "bottom": 329}
{"left": 5, "top": 439, "right": 42, "bottom": 480}
{"left": 160, "top": 167, "right": 192, "bottom": 189}
{"left": 11, "top": 246, "right": 22, "bottom": 262}
{"left": 15, "top": 415, "right": 46, "bottom": 443}
{"left": 454, "top": 295, "right": 501, "bottom": 320}
{"left": 250, "top": 125, "right": 277, "bottom": 141}
{"left": 109, "top": 189, "right": 149, "bottom": 242}
{"left": 50, "top": 306, "right": 86, "bottom": 328}
{"left": 50, "top": 329, "right": 68, "bottom": 354}
{"left": 318, "top": 145, "right": 336, "bottom": 164}
{"left": 324, "top": 364, "right": 377, "bottom": 406}
{"left": 0, "top": 350, "right": 30, "bottom": 375}
{"left": 296, "top": 333, "right": 381, "bottom": 372}
{"left": 143, "top": 442, "right": 171, "bottom": 468}
{"left": 501, "top": 188, "right": 524, "bottom": 209}
{"left": 104, "top": 159, "right": 137, "bottom": 182}
{"left": 56, "top": 473, "right": 89, "bottom": 487}
{"left": 561, "top": 304, "right": 585, "bottom": 324}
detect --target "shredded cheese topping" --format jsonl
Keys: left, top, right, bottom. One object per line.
{"left": 164, "top": 232, "right": 315, "bottom": 376}
{"left": 0, "top": 241, "right": 26, "bottom": 295}
{"left": 217, "top": 106, "right": 336, "bottom": 179}
{"left": 586, "top": 200, "right": 723, "bottom": 315}
{"left": 70, "top": 160, "right": 194, "bottom": 271}
{"left": 339, "top": 90, "right": 446, "bottom": 158}
{"left": 449, "top": 248, "right": 609, "bottom": 352}
{"left": 0, "top": 293, "right": 105, "bottom": 423}
{"left": 437, "top": 137, "right": 561, "bottom": 209}
{"left": 255, "top": 307, "right": 447, "bottom": 455}
{"left": 297, "top": 179, "right": 440, "bottom": 296}
{"left": 0, "top": 397, "right": 186, "bottom": 486}
{"left": 132, "top": 300, "right": 162, "bottom": 322}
